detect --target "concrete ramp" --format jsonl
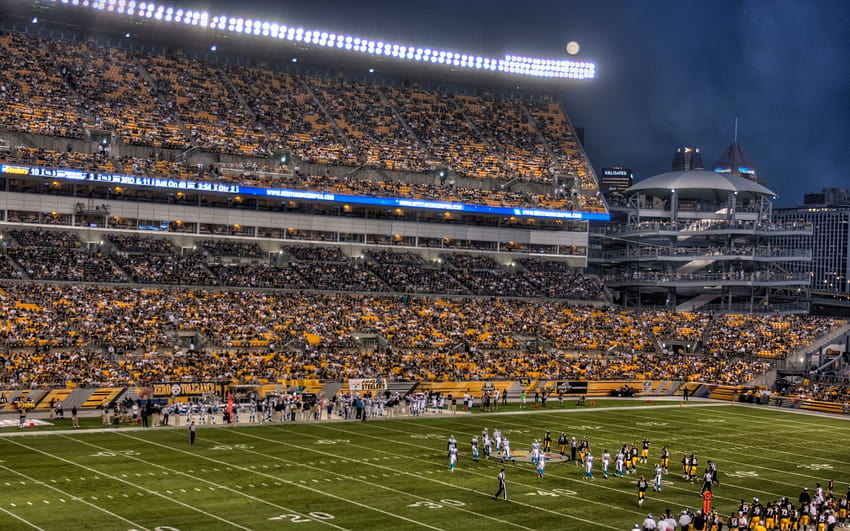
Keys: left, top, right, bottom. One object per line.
{"left": 676, "top": 259, "right": 714, "bottom": 275}
{"left": 676, "top": 293, "right": 719, "bottom": 312}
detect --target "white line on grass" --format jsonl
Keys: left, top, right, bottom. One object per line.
{"left": 1, "top": 438, "right": 250, "bottom": 530}
{"left": 60, "top": 436, "right": 352, "bottom": 531}
{"left": 317, "top": 420, "right": 705, "bottom": 509}
{"left": 426, "top": 409, "right": 797, "bottom": 499}
{"left": 228, "top": 429, "right": 537, "bottom": 530}
{"left": 0, "top": 505, "right": 45, "bottom": 530}
{"left": 585, "top": 408, "right": 849, "bottom": 486}
{"left": 115, "top": 432, "right": 445, "bottom": 530}
{"left": 0, "top": 463, "right": 149, "bottom": 531}
{"left": 274, "top": 424, "right": 623, "bottom": 529}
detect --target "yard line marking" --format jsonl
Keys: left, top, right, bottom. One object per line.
{"left": 4, "top": 437, "right": 248, "bottom": 531}
{"left": 255, "top": 427, "right": 617, "bottom": 530}
{"left": 0, "top": 506, "right": 44, "bottom": 530}
{"left": 314, "top": 422, "right": 665, "bottom": 513}
{"left": 110, "top": 432, "right": 436, "bottom": 531}
{"left": 520, "top": 407, "right": 847, "bottom": 490}
{"left": 229, "top": 430, "right": 537, "bottom": 530}
{"left": 394, "top": 411, "right": 802, "bottom": 499}
{"left": 0, "top": 462, "right": 149, "bottom": 531}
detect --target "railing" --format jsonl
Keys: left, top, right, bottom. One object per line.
{"left": 605, "top": 271, "right": 810, "bottom": 283}
{"left": 601, "top": 247, "right": 811, "bottom": 260}
{"left": 600, "top": 220, "right": 813, "bottom": 236}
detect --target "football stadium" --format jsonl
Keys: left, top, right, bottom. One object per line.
{"left": 0, "top": 1, "right": 848, "bottom": 530}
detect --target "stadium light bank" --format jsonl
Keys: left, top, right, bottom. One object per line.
{"left": 48, "top": 0, "right": 596, "bottom": 80}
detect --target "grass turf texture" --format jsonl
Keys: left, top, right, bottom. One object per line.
{"left": 0, "top": 402, "right": 847, "bottom": 530}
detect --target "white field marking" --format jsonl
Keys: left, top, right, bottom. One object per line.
{"left": 342, "top": 419, "right": 757, "bottom": 509}
{"left": 3, "top": 437, "right": 249, "bottom": 531}
{"left": 393, "top": 411, "right": 791, "bottom": 509}
{"left": 314, "top": 421, "right": 702, "bottom": 509}
{"left": 269, "top": 425, "right": 623, "bottom": 530}
{"left": 689, "top": 404, "right": 850, "bottom": 436}
{"left": 115, "top": 433, "right": 442, "bottom": 531}
{"left": 577, "top": 407, "right": 850, "bottom": 485}
{"left": 228, "top": 430, "right": 536, "bottom": 530}
{"left": 0, "top": 505, "right": 44, "bottom": 530}
{"left": 475, "top": 407, "right": 837, "bottom": 492}
{"left": 0, "top": 463, "right": 149, "bottom": 531}
{"left": 594, "top": 405, "right": 846, "bottom": 459}
{"left": 60, "top": 436, "right": 348, "bottom": 531}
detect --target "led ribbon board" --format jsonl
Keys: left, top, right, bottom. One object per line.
{"left": 0, "top": 164, "right": 610, "bottom": 221}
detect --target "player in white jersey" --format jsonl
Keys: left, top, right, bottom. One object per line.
{"left": 531, "top": 440, "right": 541, "bottom": 464}
{"left": 584, "top": 453, "right": 595, "bottom": 480}
{"left": 654, "top": 464, "right": 664, "bottom": 492}
{"left": 449, "top": 446, "right": 458, "bottom": 472}
{"left": 502, "top": 438, "right": 513, "bottom": 463}
{"left": 447, "top": 435, "right": 457, "bottom": 457}
{"left": 494, "top": 429, "right": 502, "bottom": 456}
{"left": 602, "top": 450, "right": 612, "bottom": 479}
{"left": 537, "top": 454, "right": 546, "bottom": 478}
{"left": 483, "top": 433, "right": 492, "bottom": 459}
{"left": 616, "top": 450, "right": 626, "bottom": 478}
{"left": 471, "top": 436, "right": 480, "bottom": 462}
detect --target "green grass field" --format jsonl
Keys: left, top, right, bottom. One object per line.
{"left": 0, "top": 401, "right": 847, "bottom": 530}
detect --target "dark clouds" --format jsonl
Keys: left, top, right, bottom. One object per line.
{"left": 202, "top": 0, "right": 849, "bottom": 206}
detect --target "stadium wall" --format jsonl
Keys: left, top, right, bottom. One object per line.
{"left": 0, "top": 192, "right": 590, "bottom": 251}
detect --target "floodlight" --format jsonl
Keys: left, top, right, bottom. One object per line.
{"left": 210, "top": 44, "right": 217, "bottom": 51}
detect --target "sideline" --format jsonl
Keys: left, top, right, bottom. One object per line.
{"left": 0, "top": 399, "right": 716, "bottom": 438}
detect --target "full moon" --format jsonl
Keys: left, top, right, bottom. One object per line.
{"left": 566, "top": 41, "right": 580, "bottom": 55}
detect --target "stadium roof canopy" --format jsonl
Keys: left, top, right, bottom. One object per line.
{"left": 626, "top": 169, "right": 777, "bottom": 198}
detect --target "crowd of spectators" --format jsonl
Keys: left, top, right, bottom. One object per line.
{"left": 139, "top": 53, "right": 268, "bottom": 157}
{"left": 0, "top": 281, "right": 843, "bottom": 388}
{"left": 454, "top": 95, "right": 551, "bottom": 182}
{"left": 0, "top": 30, "right": 611, "bottom": 213}
{"left": 308, "top": 77, "right": 428, "bottom": 172}
{"left": 199, "top": 239, "right": 264, "bottom": 259}
{"left": 0, "top": 32, "right": 85, "bottom": 139}
{"left": 224, "top": 65, "right": 359, "bottom": 166}
{"left": 48, "top": 38, "right": 189, "bottom": 149}
{"left": 705, "top": 313, "right": 841, "bottom": 359}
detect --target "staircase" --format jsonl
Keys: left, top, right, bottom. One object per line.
{"left": 521, "top": 102, "right": 562, "bottom": 172}
{"left": 376, "top": 86, "right": 436, "bottom": 162}
{"left": 218, "top": 67, "right": 271, "bottom": 139}
{"left": 133, "top": 55, "right": 197, "bottom": 148}
{"left": 297, "top": 77, "right": 358, "bottom": 157}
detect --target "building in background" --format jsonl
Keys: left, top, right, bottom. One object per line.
{"left": 712, "top": 142, "right": 761, "bottom": 184}
{"left": 773, "top": 188, "right": 850, "bottom": 296}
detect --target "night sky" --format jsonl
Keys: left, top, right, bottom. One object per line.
{"left": 194, "top": 0, "right": 849, "bottom": 206}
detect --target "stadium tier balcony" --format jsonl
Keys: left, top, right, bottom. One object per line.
{"left": 0, "top": 282, "right": 844, "bottom": 385}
